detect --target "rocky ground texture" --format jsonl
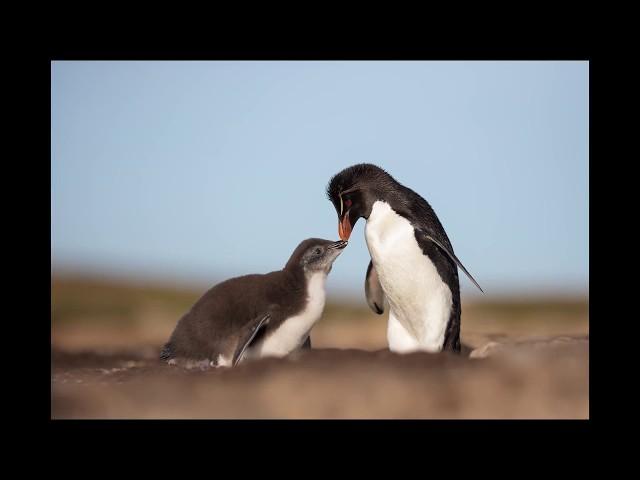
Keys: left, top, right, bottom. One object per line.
{"left": 52, "top": 335, "right": 588, "bottom": 419}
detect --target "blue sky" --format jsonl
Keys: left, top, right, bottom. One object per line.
{"left": 51, "top": 61, "right": 588, "bottom": 299}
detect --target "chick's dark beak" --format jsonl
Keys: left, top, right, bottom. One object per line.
{"left": 327, "top": 240, "right": 348, "bottom": 250}
{"left": 338, "top": 211, "right": 352, "bottom": 241}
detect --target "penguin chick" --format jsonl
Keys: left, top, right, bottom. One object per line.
{"left": 160, "top": 238, "right": 348, "bottom": 367}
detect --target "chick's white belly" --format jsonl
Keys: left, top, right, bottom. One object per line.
{"left": 365, "top": 201, "right": 453, "bottom": 352}
{"left": 245, "top": 272, "right": 326, "bottom": 359}
{"left": 247, "top": 312, "right": 316, "bottom": 358}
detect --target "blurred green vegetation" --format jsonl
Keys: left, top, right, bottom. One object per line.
{"left": 463, "top": 298, "right": 588, "bottom": 324}
{"left": 52, "top": 276, "right": 200, "bottom": 326}
{"left": 52, "top": 275, "right": 588, "bottom": 329}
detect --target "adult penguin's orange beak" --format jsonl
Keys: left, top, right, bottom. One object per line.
{"left": 338, "top": 210, "right": 352, "bottom": 241}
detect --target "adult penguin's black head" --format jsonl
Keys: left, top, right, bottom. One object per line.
{"left": 326, "top": 164, "right": 397, "bottom": 241}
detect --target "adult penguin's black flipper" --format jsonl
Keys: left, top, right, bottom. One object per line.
{"left": 365, "top": 260, "right": 385, "bottom": 314}
{"left": 232, "top": 314, "right": 271, "bottom": 366}
{"left": 416, "top": 229, "right": 484, "bottom": 294}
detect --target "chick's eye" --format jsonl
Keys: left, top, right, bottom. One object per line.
{"left": 314, "top": 248, "right": 322, "bottom": 255}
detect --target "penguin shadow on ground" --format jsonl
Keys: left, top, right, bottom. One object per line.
{"left": 158, "top": 341, "right": 473, "bottom": 372}
{"left": 143, "top": 333, "right": 588, "bottom": 376}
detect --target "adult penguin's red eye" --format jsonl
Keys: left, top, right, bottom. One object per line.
{"left": 344, "top": 198, "right": 352, "bottom": 208}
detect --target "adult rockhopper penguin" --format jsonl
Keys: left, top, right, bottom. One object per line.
{"left": 160, "top": 238, "right": 347, "bottom": 367}
{"left": 327, "top": 164, "right": 482, "bottom": 354}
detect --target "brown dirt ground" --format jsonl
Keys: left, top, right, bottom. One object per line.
{"left": 52, "top": 339, "right": 588, "bottom": 419}
{"left": 51, "top": 277, "right": 589, "bottom": 419}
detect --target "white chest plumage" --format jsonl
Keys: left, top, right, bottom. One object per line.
{"left": 247, "top": 272, "right": 327, "bottom": 359}
{"left": 365, "top": 200, "right": 453, "bottom": 353}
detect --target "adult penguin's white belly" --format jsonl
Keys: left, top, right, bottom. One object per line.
{"left": 365, "top": 201, "right": 453, "bottom": 353}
